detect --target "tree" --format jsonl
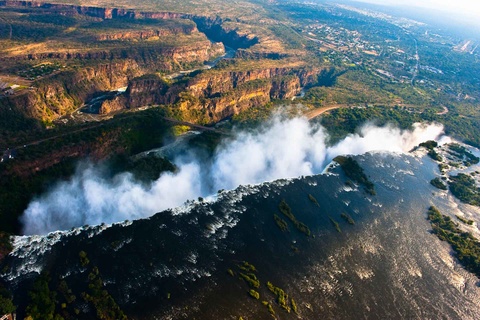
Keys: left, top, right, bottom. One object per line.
{"left": 25, "top": 273, "right": 63, "bottom": 320}
{"left": 0, "top": 286, "right": 15, "bottom": 315}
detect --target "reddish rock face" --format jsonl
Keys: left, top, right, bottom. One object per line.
{"left": 0, "top": 1, "right": 322, "bottom": 124}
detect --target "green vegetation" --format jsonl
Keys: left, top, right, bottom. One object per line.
{"left": 228, "top": 261, "right": 302, "bottom": 316}
{"left": 427, "top": 150, "right": 443, "bottom": 162}
{"left": 0, "top": 108, "right": 176, "bottom": 234}
{"left": 448, "top": 173, "right": 480, "bottom": 206}
{"left": 439, "top": 163, "right": 449, "bottom": 173}
{"left": 82, "top": 267, "right": 127, "bottom": 320}
{"left": 340, "top": 213, "right": 355, "bottom": 225}
{"left": 278, "top": 200, "right": 311, "bottom": 236}
{"left": 0, "top": 284, "right": 15, "bottom": 315}
{"left": 249, "top": 289, "right": 260, "bottom": 300}
{"left": 427, "top": 206, "right": 480, "bottom": 278}
{"left": 25, "top": 273, "right": 62, "bottom": 320}
{"left": 269, "top": 24, "right": 305, "bottom": 50}
{"left": 18, "top": 63, "right": 62, "bottom": 80}
{"left": 239, "top": 261, "right": 257, "bottom": 273}
{"left": 185, "top": 130, "right": 223, "bottom": 154}
{"left": 262, "top": 300, "right": 275, "bottom": 316}
{"left": 329, "top": 217, "right": 342, "bottom": 233}
{"left": 12, "top": 250, "right": 127, "bottom": 319}
{"left": 79, "top": 251, "right": 90, "bottom": 267}
{"left": 239, "top": 273, "right": 260, "bottom": 289}
{"left": 231, "top": 102, "right": 276, "bottom": 127}
{"left": 308, "top": 194, "right": 320, "bottom": 207}
{"left": 319, "top": 106, "right": 480, "bottom": 149}
{"left": 448, "top": 143, "right": 479, "bottom": 166}
{"left": 227, "top": 269, "right": 235, "bottom": 277}
{"left": 273, "top": 214, "right": 289, "bottom": 232}
{"left": 430, "top": 177, "right": 447, "bottom": 190}
{"left": 456, "top": 215, "right": 474, "bottom": 226}
{"left": 266, "top": 282, "right": 291, "bottom": 313}
{"left": 56, "top": 280, "right": 76, "bottom": 319}
{"left": 291, "top": 298, "right": 298, "bottom": 314}
{"left": 419, "top": 140, "right": 438, "bottom": 150}
{"left": 333, "top": 156, "right": 375, "bottom": 195}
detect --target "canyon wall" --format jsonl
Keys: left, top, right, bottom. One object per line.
{"left": 0, "top": 0, "right": 310, "bottom": 125}
{"left": 5, "top": 59, "right": 143, "bottom": 121}
{"left": 123, "top": 66, "right": 327, "bottom": 123}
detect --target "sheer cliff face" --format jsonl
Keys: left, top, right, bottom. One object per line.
{"left": 9, "top": 60, "right": 143, "bottom": 121}
{"left": 180, "top": 72, "right": 303, "bottom": 122}
{"left": 0, "top": 1, "right": 304, "bottom": 126}
{"left": 0, "top": 2, "right": 231, "bottom": 123}
{"left": 0, "top": 1, "right": 314, "bottom": 125}
{"left": 4, "top": 40, "right": 226, "bottom": 122}
{"left": 124, "top": 67, "right": 321, "bottom": 123}
{"left": 3, "top": 153, "right": 480, "bottom": 319}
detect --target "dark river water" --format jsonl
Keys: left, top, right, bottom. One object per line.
{"left": 2, "top": 152, "right": 480, "bottom": 319}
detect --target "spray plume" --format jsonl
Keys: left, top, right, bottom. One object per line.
{"left": 21, "top": 117, "right": 445, "bottom": 235}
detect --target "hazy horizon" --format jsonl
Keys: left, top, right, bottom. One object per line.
{"left": 350, "top": 0, "right": 480, "bottom": 34}
{"left": 353, "top": 0, "right": 480, "bottom": 26}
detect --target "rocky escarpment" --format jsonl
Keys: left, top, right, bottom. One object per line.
{"left": 121, "top": 74, "right": 183, "bottom": 108}
{"left": 94, "top": 24, "right": 198, "bottom": 41}
{"left": 4, "top": 60, "right": 143, "bottom": 122}
{"left": 0, "top": 1, "right": 185, "bottom": 20}
{"left": 0, "top": 1, "right": 260, "bottom": 50}
{"left": 98, "top": 95, "right": 127, "bottom": 114}
{"left": 178, "top": 74, "right": 302, "bottom": 122}
{"left": 120, "top": 66, "right": 327, "bottom": 122}
{"left": 2, "top": 39, "right": 224, "bottom": 121}
{"left": 0, "top": 1, "right": 289, "bottom": 125}
{"left": 3, "top": 41, "right": 225, "bottom": 68}
{"left": 185, "top": 66, "right": 318, "bottom": 99}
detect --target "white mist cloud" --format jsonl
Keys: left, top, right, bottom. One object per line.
{"left": 326, "top": 122, "right": 445, "bottom": 158}
{"left": 21, "top": 117, "right": 445, "bottom": 235}
{"left": 212, "top": 117, "right": 328, "bottom": 190}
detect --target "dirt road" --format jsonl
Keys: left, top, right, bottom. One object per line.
{"left": 304, "top": 104, "right": 346, "bottom": 120}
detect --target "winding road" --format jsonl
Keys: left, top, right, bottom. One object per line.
{"left": 305, "top": 104, "right": 346, "bottom": 120}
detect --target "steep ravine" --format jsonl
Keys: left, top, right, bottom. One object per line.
{"left": 1, "top": 40, "right": 225, "bottom": 123}
{"left": 0, "top": 1, "right": 262, "bottom": 124}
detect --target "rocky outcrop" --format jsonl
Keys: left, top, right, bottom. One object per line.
{"left": 172, "top": 42, "right": 225, "bottom": 65}
{"left": 4, "top": 59, "right": 143, "bottom": 122}
{"left": 235, "top": 50, "right": 289, "bottom": 60}
{"left": 4, "top": 41, "right": 225, "bottom": 69}
{"left": 0, "top": 1, "right": 260, "bottom": 53}
{"left": 95, "top": 25, "right": 197, "bottom": 41}
{"left": 185, "top": 67, "right": 318, "bottom": 99}
{"left": 0, "top": 1, "right": 186, "bottom": 19}
{"left": 196, "top": 80, "right": 273, "bottom": 121}
{"left": 270, "top": 75, "right": 301, "bottom": 99}
{"left": 1, "top": 40, "right": 225, "bottom": 122}
{"left": 120, "top": 66, "right": 325, "bottom": 123}
{"left": 178, "top": 75, "right": 301, "bottom": 122}
{"left": 98, "top": 95, "right": 127, "bottom": 114}
{"left": 125, "top": 74, "right": 185, "bottom": 108}
{"left": 0, "top": 1, "right": 311, "bottom": 125}
{"left": 175, "top": 66, "right": 330, "bottom": 122}
{"left": 0, "top": 1, "right": 260, "bottom": 49}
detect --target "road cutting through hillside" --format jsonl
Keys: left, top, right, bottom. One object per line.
{"left": 305, "top": 104, "right": 347, "bottom": 120}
